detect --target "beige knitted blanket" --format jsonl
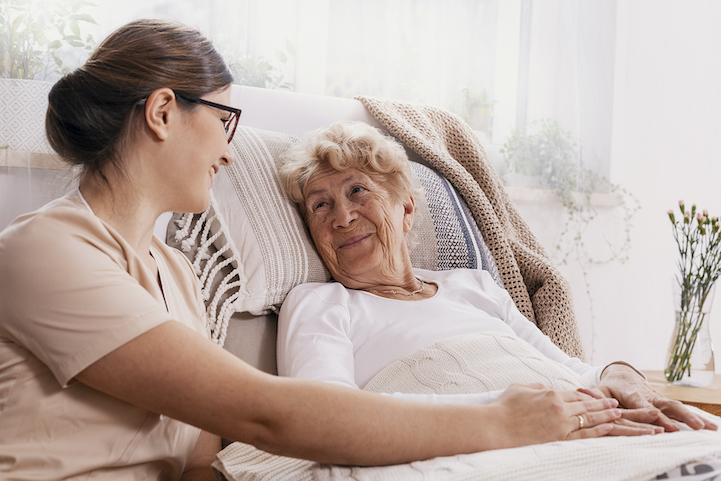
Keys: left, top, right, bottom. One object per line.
{"left": 355, "top": 96, "right": 583, "bottom": 360}
{"left": 212, "top": 333, "right": 721, "bottom": 481}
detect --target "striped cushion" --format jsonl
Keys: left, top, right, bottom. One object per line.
{"left": 168, "top": 126, "right": 501, "bottom": 341}
{"left": 409, "top": 162, "right": 501, "bottom": 282}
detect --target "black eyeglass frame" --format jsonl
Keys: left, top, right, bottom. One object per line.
{"left": 174, "top": 91, "right": 241, "bottom": 144}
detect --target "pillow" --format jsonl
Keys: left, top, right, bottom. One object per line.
{"left": 408, "top": 162, "right": 501, "bottom": 279}
{"left": 167, "top": 125, "right": 501, "bottom": 346}
{"left": 168, "top": 126, "right": 324, "bottom": 345}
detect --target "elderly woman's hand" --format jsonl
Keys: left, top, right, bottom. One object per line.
{"left": 579, "top": 363, "right": 718, "bottom": 432}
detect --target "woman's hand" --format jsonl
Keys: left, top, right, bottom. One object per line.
{"left": 581, "top": 363, "right": 717, "bottom": 432}
{"left": 491, "top": 384, "right": 621, "bottom": 447}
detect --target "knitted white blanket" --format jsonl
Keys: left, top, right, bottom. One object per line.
{"left": 363, "top": 331, "right": 595, "bottom": 395}
{"left": 212, "top": 333, "right": 721, "bottom": 481}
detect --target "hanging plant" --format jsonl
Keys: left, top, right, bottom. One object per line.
{"left": 501, "top": 119, "right": 640, "bottom": 323}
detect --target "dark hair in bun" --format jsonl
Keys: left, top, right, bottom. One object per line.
{"left": 45, "top": 19, "right": 233, "bottom": 179}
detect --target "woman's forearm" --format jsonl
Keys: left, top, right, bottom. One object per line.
{"left": 242, "top": 378, "right": 621, "bottom": 464}
{"left": 77, "top": 321, "right": 620, "bottom": 466}
{"left": 245, "top": 376, "right": 511, "bottom": 464}
{"left": 381, "top": 391, "right": 500, "bottom": 405}
{"left": 77, "top": 321, "right": 506, "bottom": 464}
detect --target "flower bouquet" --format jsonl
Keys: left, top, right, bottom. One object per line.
{"left": 665, "top": 202, "right": 721, "bottom": 386}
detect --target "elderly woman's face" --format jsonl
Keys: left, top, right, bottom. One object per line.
{"left": 302, "top": 167, "right": 414, "bottom": 287}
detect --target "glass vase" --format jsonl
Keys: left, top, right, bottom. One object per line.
{"left": 664, "top": 283, "right": 716, "bottom": 387}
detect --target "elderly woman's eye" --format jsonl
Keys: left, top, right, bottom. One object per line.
{"left": 350, "top": 186, "right": 365, "bottom": 195}
{"left": 313, "top": 201, "right": 328, "bottom": 211}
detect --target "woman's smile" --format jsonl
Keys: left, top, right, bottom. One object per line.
{"left": 208, "top": 165, "right": 219, "bottom": 188}
{"left": 338, "top": 233, "right": 373, "bottom": 249}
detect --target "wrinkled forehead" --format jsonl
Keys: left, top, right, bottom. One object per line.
{"left": 303, "top": 167, "right": 369, "bottom": 198}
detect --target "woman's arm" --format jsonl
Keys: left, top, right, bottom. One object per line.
{"left": 77, "top": 321, "right": 622, "bottom": 466}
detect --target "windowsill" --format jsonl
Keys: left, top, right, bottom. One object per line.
{"left": 505, "top": 186, "right": 624, "bottom": 207}
{"left": 0, "top": 149, "right": 69, "bottom": 170}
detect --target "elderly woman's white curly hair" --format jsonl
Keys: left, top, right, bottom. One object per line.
{"left": 278, "top": 121, "right": 418, "bottom": 215}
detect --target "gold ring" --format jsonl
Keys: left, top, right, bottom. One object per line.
{"left": 576, "top": 414, "right": 585, "bottom": 430}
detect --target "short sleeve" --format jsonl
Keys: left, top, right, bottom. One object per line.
{"left": 0, "top": 205, "right": 175, "bottom": 386}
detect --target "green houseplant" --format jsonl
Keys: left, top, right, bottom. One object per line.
{"left": 0, "top": 0, "right": 97, "bottom": 80}
{"left": 217, "top": 37, "right": 296, "bottom": 90}
{"left": 458, "top": 86, "right": 495, "bottom": 134}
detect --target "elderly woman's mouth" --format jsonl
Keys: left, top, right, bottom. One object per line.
{"left": 339, "top": 233, "right": 372, "bottom": 249}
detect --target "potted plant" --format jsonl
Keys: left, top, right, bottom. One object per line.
{"left": 1, "top": 0, "right": 97, "bottom": 81}
{"left": 1, "top": 0, "right": 96, "bottom": 154}
{"left": 457, "top": 86, "right": 495, "bottom": 136}
{"left": 216, "top": 37, "right": 296, "bottom": 90}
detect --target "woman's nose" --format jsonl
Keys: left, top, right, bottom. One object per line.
{"left": 332, "top": 200, "right": 356, "bottom": 228}
{"left": 221, "top": 143, "right": 235, "bottom": 166}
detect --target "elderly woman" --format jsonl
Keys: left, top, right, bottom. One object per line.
{"left": 277, "top": 121, "right": 717, "bottom": 438}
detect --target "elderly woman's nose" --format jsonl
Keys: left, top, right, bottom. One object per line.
{"left": 332, "top": 200, "right": 356, "bottom": 228}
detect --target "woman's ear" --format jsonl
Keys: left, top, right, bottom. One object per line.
{"left": 403, "top": 194, "right": 415, "bottom": 233}
{"left": 143, "top": 88, "right": 176, "bottom": 141}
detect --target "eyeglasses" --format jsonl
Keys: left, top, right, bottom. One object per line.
{"left": 174, "top": 91, "right": 241, "bottom": 144}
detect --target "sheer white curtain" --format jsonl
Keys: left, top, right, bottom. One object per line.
{"left": 218, "top": 0, "right": 501, "bottom": 139}
{"left": 521, "top": 0, "right": 616, "bottom": 177}
{"left": 323, "top": 1, "right": 498, "bottom": 111}
{"left": 0, "top": 0, "right": 628, "bottom": 364}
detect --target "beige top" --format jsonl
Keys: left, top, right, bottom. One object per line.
{"left": 0, "top": 192, "right": 208, "bottom": 480}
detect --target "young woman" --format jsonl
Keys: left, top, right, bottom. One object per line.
{"left": 0, "top": 20, "right": 632, "bottom": 481}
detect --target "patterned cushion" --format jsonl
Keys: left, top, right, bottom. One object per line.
{"left": 167, "top": 126, "right": 501, "bottom": 345}
{"left": 409, "top": 162, "right": 500, "bottom": 280}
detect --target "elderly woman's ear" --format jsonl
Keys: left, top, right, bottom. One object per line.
{"left": 403, "top": 195, "right": 415, "bottom": 233}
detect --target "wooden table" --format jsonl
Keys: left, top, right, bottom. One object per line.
{"left": 645, "top": 370, "right": 721, "bottom": 416}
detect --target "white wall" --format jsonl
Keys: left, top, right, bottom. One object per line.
{"left": 515, "top": 0, "right": 721, "bottom": 371}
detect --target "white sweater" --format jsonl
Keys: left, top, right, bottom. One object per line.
{"left": 277, "top": 268, "right": 603, "bottom": 404}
